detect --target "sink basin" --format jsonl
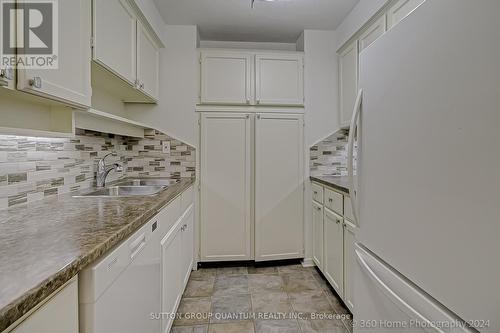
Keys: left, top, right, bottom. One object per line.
{"left": 75, "top": 185, "right": 167, "bottom": 198}
{"left": 115, "top": 178, "right": 179, "bottom": 187}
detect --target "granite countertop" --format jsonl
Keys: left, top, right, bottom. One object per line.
{"left": 0, "top": 178, "right": 195, "bottom": 331}
{"left": 310, "top": 175, "right": 350, "bottom": 195}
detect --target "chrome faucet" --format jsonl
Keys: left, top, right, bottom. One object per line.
{"left": 96, "top": 152, "right": 123, "bottom": 187}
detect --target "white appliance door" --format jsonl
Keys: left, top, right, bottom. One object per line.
{"left": 354, "top": 0, "right": 500, "bottom": 332}
{"left": 354, "top": 244, "right": 476, "bottom": 333}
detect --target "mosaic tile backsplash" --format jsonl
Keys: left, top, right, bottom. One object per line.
{"left": 310, "top": 129, "right": 356, "bottom": 177}
{"left": 0, "top": 129, "right": 195, "bottom": 209}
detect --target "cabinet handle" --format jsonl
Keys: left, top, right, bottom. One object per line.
{"left": 246, "top": 98, "right": 250, "bottom": 104}
{"left": 316, "top": 206, "right": 321, "bottom": 211}
{"left": 313, "top": 191, "right": 318, "bottom": 194}
{"left": 257, "top": 115, "right": 261, "bottom": 120}
{"left": 328, "top": 198, "right": 333, "bottom": 202}
{"left": 256, "top": 99, "right": 261, "bottom": 104}
{"left": 246, "top": 114, "right": 250, "bottom": 119}
{"left": 140, "top": 83, "right": 145, "bottom": 89}
{"left": 29, "top": 77, "right": 42, "bottom": 89}
{"left": 336, "top": 219, "right": 341, "bottom": 224}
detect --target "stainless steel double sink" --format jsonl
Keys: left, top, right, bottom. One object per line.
{"left": 74, "top": 178, "right": 179, "bottom": 198}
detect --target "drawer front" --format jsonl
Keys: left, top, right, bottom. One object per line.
{"left": 344, "top": 195, "right": 355, "bottom": 222}
{"left": 311, "top": 183, "right": 324, "bottom": 204}
{"left": 324, "top": 188, "right": 343, "bottom": 215}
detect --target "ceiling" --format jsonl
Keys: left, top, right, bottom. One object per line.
{"left": 154, "top": 0, "right": 360, "bottom": 43}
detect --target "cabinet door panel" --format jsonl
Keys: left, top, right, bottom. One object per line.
{"left": 137, "top": 21, "right": 159, "bottom": 100}
{"left": 93, "top": 0, "right": 136, "bottom": 85}
{"left": 343, "top": 220, "right": 356, "bottom": 312}
{"left": 200, "top": 113, "right": 252, "bottom": 261}
{"left": 387, "top": 0, "right": 426, "bottom": 29}
{"left": 324, "top": 209, "right": 344, "bottom": 296}
{"left": 359, "top": 15, "right": 386, "bottom": 52}
{"left": 255, "top": 113, "right": 304, "bottom": 261}
{"left": 339, "top": 40, "right": 358, "bottom": 128}
{"left": 200, "top": 52, "right": 252, "bottom": 105}
{"left": 181, "top": 205, "right": 194, "bottom": 286}
{"left": 312, "top": 201, "right": 324, "bottom": 270}
{"left": 17, "top": 0, "right": 91, "bottom": 107}
{"left": 255, "top": 54, "right": 304, "bottom": 106}
{"left": 161, "top": 223, "right": 183, "bottom": 333}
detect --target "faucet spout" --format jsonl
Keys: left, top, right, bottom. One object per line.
{"left": 96, "top": 153, "right": 123, "bottom": 187}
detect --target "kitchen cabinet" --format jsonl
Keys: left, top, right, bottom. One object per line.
{"left": 199, "top": 50, "right": 304, "bottom": 107}
{"left": 312, "top": 201, "right": 324, "bottom": 270}
{"left": 200, "top": 113, "right": 252, "bottom": 261}
{"left": 16, "top": 0, "right": 91, "bottom": 108}
{"left": 255, "top": 53, "right": 304, "bottom": 106}
{"left": 200, "top": 51, "right": 253, "bottom": 105}
{"left": 343, "top": 219, "right": 356, "bottom": 312}
{"left": 181, "top": 204, "right": 195, "bottom": 286}
{"left": 324, "top": 208, "right": 344, "bottom": 296}
{"left": 387, "top": 0, "right": 426, "bottom": 29}
{"left": 92, "top": 0, "right": 161, "bottom": 103}
{"left": 0, "top": 0, "right": 15, "bottom": 90}
{"left": 358, "top": 15, "right": 387, "bottom": 52}
{"left": 338, "top": 40, "right": 359, "bottom": 128}
{"left": 9, "top": 277, "right": 78, "bottom": 333}
{"left": 255, "top": 113, "right": 304, "bottom": 261}
{"left": 137, "top": 20, "right": 160, "bottom": 100}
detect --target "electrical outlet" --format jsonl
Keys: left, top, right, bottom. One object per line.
{"left": 162, "top": 141, "right": 170, "bottom": 154}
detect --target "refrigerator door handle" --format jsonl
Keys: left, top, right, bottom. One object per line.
{"left": 355, "top": 244, "right": 477, "bottom": 333}
{"left": 348, "top": 89, "right": 362, "bottom": 224}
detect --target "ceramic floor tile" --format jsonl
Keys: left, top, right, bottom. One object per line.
{"left": 171, "top": 325, "right": 209, "bottom": 333}
{"left": 299, "top": 319, "right": 348, "bottom": 333}
{"left": 251, "top": 291, "right": 292, "bottom": 316}
{"left": 213, "top": 275, "right": 249, "bottom": 296}
{"left": 288, "top": 290, "right": 335, "bottom": 318}
{"left": 216, "top": 267, "right": 248, "bottom": 276}
{"left": 255, "top": 319, "right": 301, "bottom": 333}
{"left": 281, "top": 272, "right": 320, "bottom": 292}
{"left": 184, "top": 275, "right": 216, "bottom": 297}
{"left": 248, "top": 274, "right": 284, "bottom": 293}
{"left": 174, "top": 297, "right": 212, "bottom": 326}
{"left": 323, "top": 288, "right": 350, "bottom": 315}
{"left": 210, "top": 294, "right": 252, "bottom": 323}
{"left": 247, "top": 266, "right": 279, "bottom": 275}
{"left": 208, "top": 321, "right": 255, "bottom": 333}
{"left": 277, "top": 264, "right": 308, "bottom": 275}
{"left": 191, "top": 268, "right": 217, "bottom": 279}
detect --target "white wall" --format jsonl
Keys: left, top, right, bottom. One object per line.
{"left": 126, "top": 25, "right": 199, "bottom": 147}
{"left": 302, "top": 29, "right": 339, "bottom": 264}
{"left": 336, "top": 0, "right": 388, "bottom": 49}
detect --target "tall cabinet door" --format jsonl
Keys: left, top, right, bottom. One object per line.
{"left": 255, "top": 54, "right": 304, "bottom": 106}
{"left": 200, "top": 52, "right": 253, "bottom": 105}
{"left": 200, "top": 113, "right": 252, "bottom": 261}
{"left": 93, "top": 0, "right": 137, "bottom": 85}
{"left": 312, "top": 201, "right": 324, "bottom": 270}
{"left": 338, "top": 40, "right": 359, "bottom": 128}
{"left": 255, "top": 113, "right": 304, "bottom": 261}
{"left": 324, "top": 209, "right": 344, "bottom": 296}
{"left": 17, "top": 0, "right": 91, "bottom": 108}
{"left": 137, "top": 21, "right": 160, "bottom": 100}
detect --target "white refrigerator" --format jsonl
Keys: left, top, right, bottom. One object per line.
{"left": 348, "top": 0, "right": 500, "bottom": 332}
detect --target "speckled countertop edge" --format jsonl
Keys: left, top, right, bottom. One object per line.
{"left": 310, "top": 175, "right": 350, "bottom": 195}
{"left": 0, "top": 178, "right": 195, "bottom": 332}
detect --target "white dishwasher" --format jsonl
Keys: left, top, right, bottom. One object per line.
{"left": 79, "top": 216, "right": 162, "bottom": 333}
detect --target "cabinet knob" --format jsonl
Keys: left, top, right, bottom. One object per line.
{"left": 29, "top": 77, "right": 42, "bottom": 89}
{"left": 246, "top": 114, "right": 250, "bottom": 119}
{"left": 336, "top": 219, "right": 341, "bottom": 224}
{"left": 246, "top": 98, "right": 250, "bottom": 104}
{"left": 140, "top": 83, "right": 145, "bottom": 89}
{"left": 328, "top": 198, "right": 333, "bottom": 202}
{"left": 313, "top": 191, "right": 317, "bottom": 194}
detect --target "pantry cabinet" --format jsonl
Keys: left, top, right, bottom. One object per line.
{"left": 9, "top": 277, "right": 78, "bottom": 333}
{"left": 16, "top": 0, "right": 91, "bottom": 108}
{"left": 200, "top": 51, "right": 253, "bottom": 105}
{"left": 255, "top": 53, "right": 304, "bottom": 106}
{"left": 324, "top": 208, "right": 344, "bottom": 296}
{"left": 200, "top": 113, "right": 252, "bottom": 261}
{"left": 255, "top": 113, "right": 304, "bottom": 261}
{"left": 387, "top": 0, "right": 426, "bottom": 29}
{"left": 199, "top": 50, "right": 304, "bottom": 106}
{"left": 338, "top": 40, "right": 359, "bottom": 128}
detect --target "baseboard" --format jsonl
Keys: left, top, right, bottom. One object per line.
{"left": 301, "top": 258, "right": 315, "bottom": 267}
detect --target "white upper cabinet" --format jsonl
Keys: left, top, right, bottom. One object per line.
{"left": 255, "top": 53, "right": 304, "bottom": 106}
{"left": 0, "top": 2, "right": 15, "bottom": 90}
{"left": 137, "top": 21, "right": 160, "bottom": 100}
{"left": 359, "top": 15, "right": 387, "bottom": 52}
{"left": 17, "top": 0, "right": 91, "bottom": 108}
{"left": 200, "top": 51, "right": 253, "bottom": 105}
{"left": 387, "top": 0, "right": 426, "bottom": 29}
{"left": 339, "top": 40, "right": 359, "bottom": 128}
{"left": 93, "top": 0, "right": 136, "bottom": 85}
{"left": 255, "top": 113, "right": 304, "bottom": 261}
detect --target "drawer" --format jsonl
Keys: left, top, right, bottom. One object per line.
{"left": 324, "top": 188, "right": 343, "bottom": 215}
{"left": 311, "top": 183, "right": 324, "bottom": 204}
{"left": 344, "top": 196, "right": 355, "bottom": 222}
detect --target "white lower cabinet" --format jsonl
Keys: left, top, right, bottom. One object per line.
{"left": 181, "top": 204, "right": 195, "bottom": 286}
{"left": 10, "top": 277, "right": 78, "bottom": 333}
{"left": 324, "top": 208, "right": 344, "bottom": 296}
{"left": 312, "top": 201, "right": 324, "bottom": 269}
